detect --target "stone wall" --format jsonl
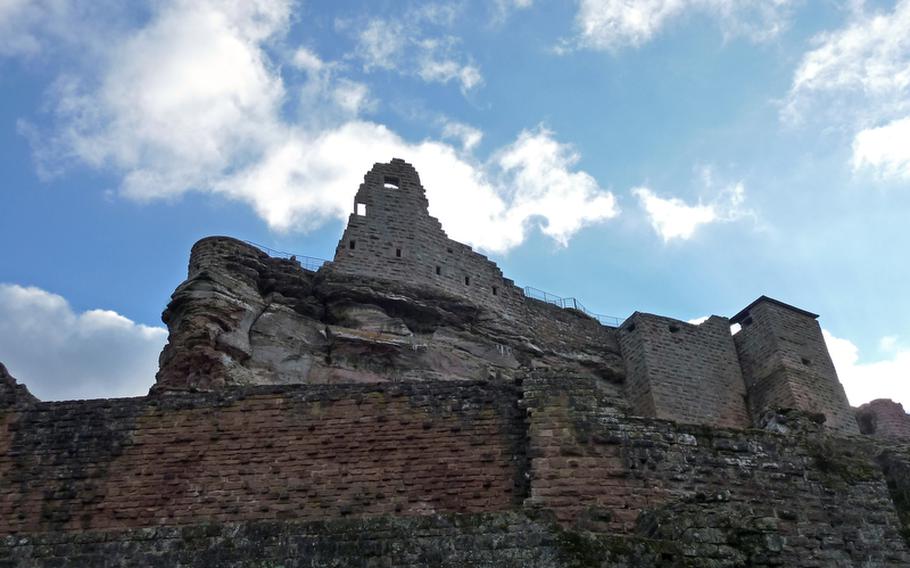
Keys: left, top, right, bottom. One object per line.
{"left": 0, "top": 382, "right": 527, "bottom": 535}
{"left": 3, "top": 376, "right": 910, "bottom": 566}
{"left": 0, "top": 513, "right": 679, "bottom": 568}
{"left": 523, "top": 376, "right": 909, "bottom": 566}
{"left": 328, "top": 159, "right": 525, "bottom": 317}
{"left": 857, "top": 399, "right": 910, "bottom": 440}
{"left": 732, "top": 297, "right": 858, "bottom": 434}
{"left": 618, "top": 313, "right": 749, "bottom": 428}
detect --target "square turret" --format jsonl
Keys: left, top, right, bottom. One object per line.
{"left": 731, "top": 296, "right": 859, "bottom": 434}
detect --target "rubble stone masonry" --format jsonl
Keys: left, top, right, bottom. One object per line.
{"left": 2, "top": 377, "right": 909, "bottom": 566}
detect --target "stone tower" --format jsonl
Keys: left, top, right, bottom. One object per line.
{"left": 329, "top": 158, "right": 524, "bottom": 315}
{"left": 731, "top": 296, "right": 859, "bottom": 434}
{"left": 619, "top": 313, "right": 751, "bottom": 429}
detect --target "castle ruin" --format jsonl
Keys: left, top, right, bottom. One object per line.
{"left": 2, "top": 158, "right": 909, "bottom": 567}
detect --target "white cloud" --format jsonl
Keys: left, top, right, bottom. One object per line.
{"left": 824, "top": 329, "right": 910, "bottom": 408}
{"left": 20, "top": 0, "right": 615, "bottom": 254}
{"left": 350, "top": 12, "right": 483, "bottom": 93}
{"left": 634, "top": 187, "right": 716, "bottom": 241}
{"left": 880, "top": 335, "right": 900, "bottom": 353}
{"left": 0, "top": 0, "right": 128, "bottom": 58}
{"left": 442, "top": 121, "right": 484, "bottom": 151}
{"left": 495, "top": 0, "right": 534, "bottom": 18}
{"left": 216, "top": 123, "right": 618, "bottom": 252}
{"left": 852, "top": 116, "right": 910, "bottom": 180}
{"left": 0, "top": 284, "right": 166, "bottom": 401}
{"left": 355, "top": 18, "right": 406, "bottom": 71}
{"left": 633, "top": 177, "right": 748, "bottom": 242}
{"left": 567, "top": 0, "right": 794, "bottom": 52}
{"left": 416, "top": 49, "right": 483, "bottom": 92}
{"left": 292, "top": 46, "right": 325, "bottom": 72}
{"left": 785, "top": 0, "right": 910, "bottom": 180}
{"left": 332, "top": 79, "right": 374, "bottom": 115}
{"left": 786, "top": 0, "right": 910, "bottom": 121}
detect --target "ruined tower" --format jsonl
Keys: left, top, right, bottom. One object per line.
{"left": 329, "top": 158, "right": 524, "bottom": 315}
{"left": 731, "top": 296, "right": 859, "bottom": 434}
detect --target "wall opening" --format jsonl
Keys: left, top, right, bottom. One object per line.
{"left": 395, "top": 248, "right": 402, "bottom": 258}
{"left": 349, "top": 240, "right": 356, "bottom": 250}
{"left": 464, "top": 276, "right": 470, "bottom": 286}
{"left": 668, "top": 324, "right": 680, "bottom": 333}
{"left": 435, "top": 266, "right": 441, "bottom": 275}
{"left": 356, "top": 202, "right": 367, "bottom": 216}
{"left": 492, "top": 286, "right": 498, "bottom": 296}
{"left": 383, "top": 176, "right": 400, "bottom": 189}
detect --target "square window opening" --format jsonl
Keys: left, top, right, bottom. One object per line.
{"left": 435, "top": 266, "right": 441, "bottom": 275}
{"left": 395, "top": 248, "right": 402, "bottom": 258}
{"left": 383, "top": 176, "right": 400, "bottom": 189}
{"left": 349, "top": 240, "right": 356, "bottom": 250}
{"left": 356, "top": 202, "right": 367, "bottom": 216}
{"left": 464, "top": 276, "right": 470, "bottom": 286}
{"left": 492, "top": 286, "right": 498, "bottom": 296}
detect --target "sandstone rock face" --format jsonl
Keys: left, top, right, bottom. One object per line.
{"left": 154, "top": 237, "right": 625, "bottom": 395}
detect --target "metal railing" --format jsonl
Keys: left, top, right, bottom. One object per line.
{"left": 243, "top": 241, "right": 621, "bottom": 326}
{"left": 244, "top": 241, "right": 331, "bottom": 273}
{"left": 523, "top": 286, "right": 623, "bottom": 327}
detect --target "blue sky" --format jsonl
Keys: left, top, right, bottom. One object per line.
{"left": 1, "top": 0, "right": 908, "bottom": 405}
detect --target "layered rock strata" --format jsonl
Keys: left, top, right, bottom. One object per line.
{"left": 154, "top": 236, "right": 625, "bottom": 396}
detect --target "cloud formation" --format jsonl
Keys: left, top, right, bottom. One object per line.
{"left": 347, "top": 8, "right": 483, "bottom": 93}
{"left": 633, "top": 173, "right": 750, "bottom": 242}
{"left": 824, "top": 329, "right": 910, "bottom": 408}
{"left": 14, "top": 0, "right": 618, "bottom": 254}
{"left": 853, "top": 116, "right": 910, "bottom": 180}
{"left": 0, "top": 284, "right": 166, "bottom": 401}
{"left": 567, "top": 0, "right": 794, "bottom": 52}
{"left": 785, "top": 0, "right": 910, "bottom": 180}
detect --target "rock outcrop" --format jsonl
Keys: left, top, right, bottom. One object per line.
{"left": 154, "top": 236, "right": 625, "bottom": 395}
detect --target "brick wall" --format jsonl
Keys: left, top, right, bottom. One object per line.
{"left": 732, "top": 298, "right": 858, "bottom": 434}
{"left": 0, "top": 382, "right": 527, "bottom": 534}
{"left": 328, "top": 159, "right": 525, "bottom": 317}
{"left": 618, "top": 313, "right": 750, "bottom": 428}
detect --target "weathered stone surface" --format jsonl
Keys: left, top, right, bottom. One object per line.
{"left": 3, "top": 377, "right": 909, "bottom": 566}
{"left": 0, "top": 363, "right": 36, "bottom": 409}
{"left": 0, "top": 513, "right": 677, "bottom": 568}
{"left": 154, "top": 236, "right": 625, "bottom": 394}
{"left": 857, "top": 398, "right": 910, "bottom": 440}
{"left": 5, "top": 159, "right": 909, "bottom": 567}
